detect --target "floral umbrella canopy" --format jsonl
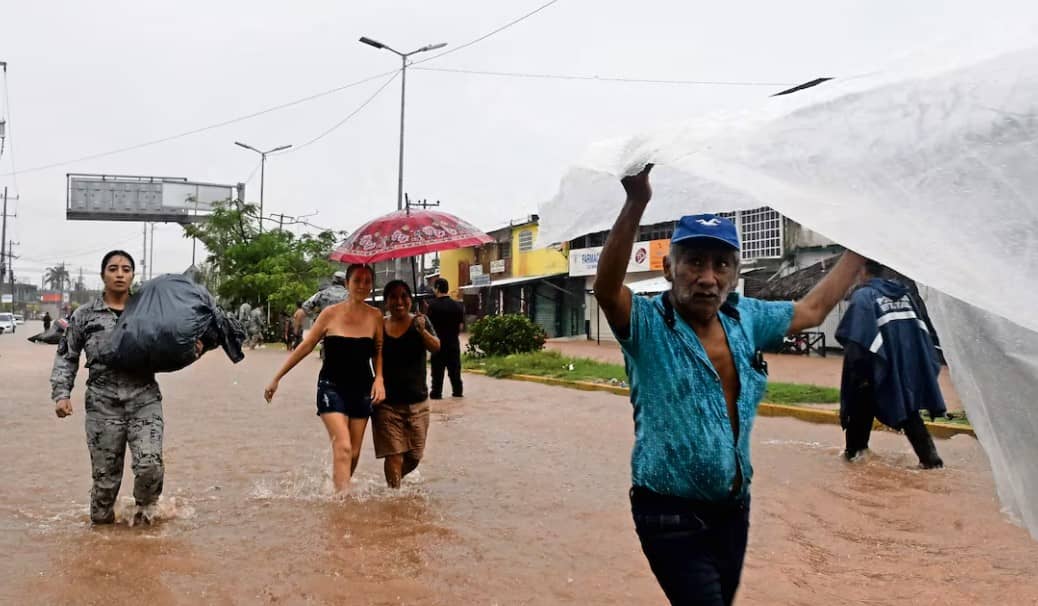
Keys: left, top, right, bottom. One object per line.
{"left": 330, "top": 209, "right": 494, "bottom": 265}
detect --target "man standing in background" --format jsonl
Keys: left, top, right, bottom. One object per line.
{"left": 426, "top": 278, "right": 464, "bottom": 399}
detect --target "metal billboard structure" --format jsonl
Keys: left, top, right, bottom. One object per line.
{"left": 66, "top": 173, "right": 239, "bottom": 224}
{"left": 65, "top": 173, "right": 244, "bottom": 279}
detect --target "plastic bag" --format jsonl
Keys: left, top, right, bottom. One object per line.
{"left": 105, "top": 274, "right": 246, "bottom": 373}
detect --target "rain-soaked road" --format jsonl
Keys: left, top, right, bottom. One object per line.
{"left": 2, "top": 322, "right": 1037, "bottom": 605}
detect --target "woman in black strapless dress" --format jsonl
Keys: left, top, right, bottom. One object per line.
{"left": 264, "top": 264, "right": 385, "bottom": 494}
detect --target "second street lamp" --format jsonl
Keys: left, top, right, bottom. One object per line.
{"left": 234, "top": 141, "right": 293, "bottom": 233}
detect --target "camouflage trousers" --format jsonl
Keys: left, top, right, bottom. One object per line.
{"left": 84, "top": 391, "right": 164, "bottom": 524}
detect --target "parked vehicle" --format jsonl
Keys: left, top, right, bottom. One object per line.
{"left": 0, "top": 313, "right": 16, "bottom": 334}
{"left": 13, "top": 313, "right": 24, "bottom": 325}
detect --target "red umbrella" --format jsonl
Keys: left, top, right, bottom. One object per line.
{"left": 330, "top": 209, "right": 494, "bottom": 265}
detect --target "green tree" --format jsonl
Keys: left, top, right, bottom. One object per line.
{"left": 183, "top": 201, "right": 343, "bottom": 311}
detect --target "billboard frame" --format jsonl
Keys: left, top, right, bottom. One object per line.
{"left": 66, "top": 173, "right": 237, "bottom": 224}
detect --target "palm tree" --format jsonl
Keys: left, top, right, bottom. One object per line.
{"left": 44, "top": 264, "right": 71, "bottom": 292}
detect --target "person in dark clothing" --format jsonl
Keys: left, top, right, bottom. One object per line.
{"left": 836, "top": 260, "right": 945, "bottom": 469}
{"left": 42, "top": 312, "right": 52, "bottom": 331}
{"left": 374, "top": 280, "right": 440, "bottom": 488}
{"left": 426, "top": 278, "right": 464, "bottom": 399}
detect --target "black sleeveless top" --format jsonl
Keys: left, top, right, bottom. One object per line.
{"left": 383, "top": 323, "right": 430, "bottom": 405}
{"left": 320, "top": 336, "right": 375, "bottom": 396}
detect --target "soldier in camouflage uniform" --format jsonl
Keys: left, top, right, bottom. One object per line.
{"left": 51, "top": 250, "right": 164, "bottom": 526}
{"left": 302, "top": 270, "right": 349, "bottom": 317}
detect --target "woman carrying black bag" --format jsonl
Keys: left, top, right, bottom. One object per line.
{"left": 50, "top": 250, "right": 165, "bottom": 526}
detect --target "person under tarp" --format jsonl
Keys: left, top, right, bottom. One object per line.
{"left": 837, "top": 260, "right": 945, "bottom": 469}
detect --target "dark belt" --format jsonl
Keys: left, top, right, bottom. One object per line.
{"left": 630, "top": 486, "right": 749, "bottom": 514}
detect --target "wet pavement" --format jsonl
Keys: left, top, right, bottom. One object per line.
{"left": 1, "top": 323, "right": 1033, "bottom": 605}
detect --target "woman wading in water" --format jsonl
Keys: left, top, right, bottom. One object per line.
{"left": 264, "top": 264, "right": 385, "bottom": 493}
{"left": 51, "top": 250, "right": 165, "bottom": 525}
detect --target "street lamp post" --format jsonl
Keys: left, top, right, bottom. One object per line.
{"left": 359, "top": 36, "right": 446, "bottom": 281}
{"left": 234, "top": 141, "right": 293, "bottom": 233}
{"left": 358, "top": 37, "right": 447, "bottom": 212}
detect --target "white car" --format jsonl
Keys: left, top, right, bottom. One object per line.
{"left": 13, "top": 313, "right": 24, "bottom": 325}
{"left": 0, "top": 313, "right": 15, "bottom": 334}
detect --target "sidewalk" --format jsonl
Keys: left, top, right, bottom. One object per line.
{"left": 544, "top": 338, "right": 963, "bottom": 411}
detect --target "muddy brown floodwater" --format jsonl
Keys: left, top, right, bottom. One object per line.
{"left": 2, "top": 322, "right": 1037, "bottom": 605}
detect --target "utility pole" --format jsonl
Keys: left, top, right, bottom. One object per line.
{"left": 1, "top": 187, "right": 19, "bottom": 311}
{"left": 404, "top": 195, "right": 441, "bottom": 292}
{"left": 4, "top": 240, "right": 17, "bottom": 312}
{"left": 270, "top": 212, "right": 294, "bottom": 231}
{"left": 141, "top": 223, "right": 148, "bottom": 283}
{"left": 149, "top": 223, "right": 155, "bottom": 280}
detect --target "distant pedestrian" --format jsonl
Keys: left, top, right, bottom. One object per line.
{"left": 42, "top": 312, "right": 52, "bottom": 332}
{"left": 290, "top": 301, "right": 306, "bottom": 351}
{"left": 837, "top": 260, "right": 945, "bottom": 468}
{"left": 426, "top": 278, "right": 464, "bottom": 399}
{"left": 247, "top": 307, "right": 265, "bottom": 349}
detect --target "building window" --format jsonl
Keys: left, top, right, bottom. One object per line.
{"left": 738, "top": 207, "right": 783, "bottom": 260}
{"left": 499, "top": 242, "right": 511, "bottom": 259}
{"left": 518, "top": 230, "right": 535, "bottom": 252}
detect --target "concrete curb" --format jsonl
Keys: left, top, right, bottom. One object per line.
{"left": 463, "top": 369, "right": 975, "bottom": 439}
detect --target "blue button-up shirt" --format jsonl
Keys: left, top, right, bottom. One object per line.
{"left": 617, "top": 292, "right": 794, "bottom": 502}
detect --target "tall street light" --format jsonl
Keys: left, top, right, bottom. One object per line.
{"left": 234, "top": 141, "right": 293, "bottom": 232}
{"left": 358, "top": 36, "right": 447, "bottom": 211}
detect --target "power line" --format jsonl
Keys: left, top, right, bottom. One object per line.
{"left": 0, "top": 70, "right": 398, "bottom": 177}
{"left": 280, "top": 71, "right": 401, "bottom": 154}
{"left": 413, "top": 66, "right": 796, "bottom": 87}
{"left": 413, "top": 0, "right": 563, "bottom": 66}
{"left": 0, "top": 2, "right": 570, "bottom": 180}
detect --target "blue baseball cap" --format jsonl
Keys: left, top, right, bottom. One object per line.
{"left": 671, "top": 214, "right": 740, "bottom": 251}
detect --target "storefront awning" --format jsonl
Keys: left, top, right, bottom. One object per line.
{"left": 459, "top": 272, "right": 569, "bottom": 293}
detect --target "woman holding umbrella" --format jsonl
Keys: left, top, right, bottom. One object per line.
{"left": 264, "top": 264, "right": 386, "bottom": 494}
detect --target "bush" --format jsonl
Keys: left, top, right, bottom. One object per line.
{"left": 466, "top": 314, "right": 546, "bottom": 358}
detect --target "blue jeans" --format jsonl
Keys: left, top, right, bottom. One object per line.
{"left": 630, "top": 486, "right": 750, "bottom": 606}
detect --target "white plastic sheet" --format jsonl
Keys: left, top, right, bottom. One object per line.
{"left": 537, "top": 30, "right": 1038, "bottom": 537}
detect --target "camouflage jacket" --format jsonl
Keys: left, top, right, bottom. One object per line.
{"left": 302, "top": 284, "right": 348, "bottom": 316}
{"left": 50, "top": 297, "right": 160, "bottom": 402}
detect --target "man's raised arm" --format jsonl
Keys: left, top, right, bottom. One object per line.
{"left": 594, "top": 164, "right": 653, "bottom": 339}
{"left": 789, "top": 251, "right": 866, "bottom": 333}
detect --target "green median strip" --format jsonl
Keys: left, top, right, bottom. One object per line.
{"left": 462, "top": 350, "right": 973, "bottom": 437}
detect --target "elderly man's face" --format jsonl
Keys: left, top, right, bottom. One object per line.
{"left": 664, "top": 242, "right": 739, "bottom": 324}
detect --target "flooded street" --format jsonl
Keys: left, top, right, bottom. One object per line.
{"left": 3, "top": 324, "right": 1037, "bottom": 605}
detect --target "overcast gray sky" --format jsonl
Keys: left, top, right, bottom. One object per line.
{"left": 0, "top": 0, "right": 1019, "bottom": 289}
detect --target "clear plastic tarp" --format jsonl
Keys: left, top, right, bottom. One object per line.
{"left": 537, "top": 28, "right": 1038, "bottom": 538}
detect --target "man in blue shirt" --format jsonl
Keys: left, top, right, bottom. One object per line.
{"left": 595, "top": 165, "right": 864, "bottom": 605}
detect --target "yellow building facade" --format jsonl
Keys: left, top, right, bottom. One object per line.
{"left": 509, "top": 222, "right": 568, "bottom": 278}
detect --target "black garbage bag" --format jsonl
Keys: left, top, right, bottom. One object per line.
{"left": 104, "top": 274, "right": 246, "bottom": 373}
{"left": 27, "top": 318, "right": 68, "bottom": 345}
